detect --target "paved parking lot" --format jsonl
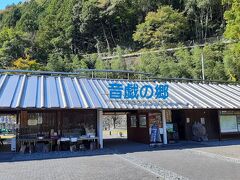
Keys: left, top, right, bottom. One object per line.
{"left": 0, "top": 140, "right": 240, "bottom": 180}
{"left": 0, "top": 154, "right": 159, "bottom": 180}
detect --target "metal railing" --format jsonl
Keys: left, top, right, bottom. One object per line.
{"left": 149, "top": 77, "right": 239, "bottom": 85}
{"left": 0, "top": 69, "right": 153, "bottom": 80}
{"left": 74, "top": 69, "right": 153, "bottom": 79}
{"left": 0, "top": 69, "right": 85, "bottom": 76}
{"left": 0, "top": 69, "right": 239, "bottom": 84}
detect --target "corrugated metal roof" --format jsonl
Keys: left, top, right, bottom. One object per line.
{"left": 0, "top": 74, "right": 240, "bottom": 110}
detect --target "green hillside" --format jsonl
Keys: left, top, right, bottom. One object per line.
{"left": 0, "top": 0, "right": 239, "bottom": 81}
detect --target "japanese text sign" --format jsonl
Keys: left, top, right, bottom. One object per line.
{"left": 108, "top": 82, "right": 169, "bottom": 100}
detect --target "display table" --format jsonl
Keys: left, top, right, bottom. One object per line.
{"left": 18, "top": 138, "right": 55, "bottom": 153}
{"left": 17, "top": 136, "right": 99, "bottom": 153}
{"left": 0, "top": 135, "right": 15, "bottom": 146}
{"left": 78, "top": 136, "right": 99, "bottom": 141}
{"left": 58, "top": 136, "right": 99, "bottom": 142}
{"left": 0, "top": 135, "right": 15, "bottom": 139}
{"left": 58, "top": 136, "right": 99, "bottom": 151}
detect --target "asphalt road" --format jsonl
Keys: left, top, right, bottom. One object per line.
{"left": 0, "top": 140, "right": 240, "bottom": 180}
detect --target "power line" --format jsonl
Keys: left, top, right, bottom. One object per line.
{"left": 99, "top": 38, "right": 238, "bottom": 60}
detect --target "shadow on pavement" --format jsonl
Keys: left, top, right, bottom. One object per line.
{"left": 0, "top": 138, "right": 239, "bottom": 163}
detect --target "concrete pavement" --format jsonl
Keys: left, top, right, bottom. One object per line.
{"left": 0, "top": 153, "right": 159, "bottom": 180}
{"left": 0, "top": 139, "right": 240, "bottom": 180}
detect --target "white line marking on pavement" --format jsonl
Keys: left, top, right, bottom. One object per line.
{"left": 187, "top": 149, "right": 240, "bottom": 164}
{"left": 115, "top": 153, "right": 189, "bottom": 180}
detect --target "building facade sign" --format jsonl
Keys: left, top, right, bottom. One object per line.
{"left": 108, "top": 83, "right": 169, "bottom": 100}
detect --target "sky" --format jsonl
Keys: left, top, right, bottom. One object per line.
{"left": 0, "top": 0, "right": 23, "bottom": 10}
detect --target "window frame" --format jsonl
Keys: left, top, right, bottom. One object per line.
{"left": 130, "top": 115, "right": 137, "bottom": 127}
{"left": 139, "top": 114, "right": 147, "bottom": 128}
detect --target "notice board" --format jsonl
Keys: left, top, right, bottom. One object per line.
{"left": 220, "top": 115, "right": 238, "bottom": 133}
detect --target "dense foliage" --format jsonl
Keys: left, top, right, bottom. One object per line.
{"left": 133, "top": 6, "right": 187, "bottom": 48}
{"left": 0, "top": 0, "right": 239, "bottom": 81}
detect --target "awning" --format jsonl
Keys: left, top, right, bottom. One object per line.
{"left": 0, "top": 74, "right": 240, "bottom": 110}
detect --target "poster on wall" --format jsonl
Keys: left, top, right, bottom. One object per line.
{"left": 165, "top": 110, "right": 172, "bottom": 122}
{"left": 149, "top": 113, "right": 162, "bottom": 144}
{"left": 150, "top": 123, "right": 161, "bottom": 143}
{"left": 166, "top": 123, "right": 174, "bottom": 133}
{"left": 37, "top": 117, "right": 43, "bottom": 124}
{"left": 220, "top": 115, "right": 238, "bottom": 133}
{"left": 28, "top": 119, "right": 38, "bottom": 126}
{"left": 149, "top": 113, "right": 162, "bottom": 128}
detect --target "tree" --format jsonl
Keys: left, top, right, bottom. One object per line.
{"left": 95, "top": 58, "right": 108, "bottom": 70}
{"left": 71, "top": 55, "right": 88, "bottom": 70}
{"left": 1, "top": 6, "right": 21, "bottom": 28}
{"left": 0, "top": 0, "right": 233, "bottom": 76}
{"left": 191, "top": 45, "right": 227, "bottom": 80}
{"left": 46, "top": 53, "right": 72, "bottom": 72}
{"left": 174, "top": 48, "right": 194, "bottom": 78}
{"left": 136, "top": 52, "right": 160, "bottom": 75}
{"left": 136, "top": 49, "right": 171, "bottom": 76}
{"left": 133, "top": 6, "right": 187, "bottom": 48}
{"left": 202, "top": 44, "right": 227, "bottom": 80}
{"left": 224, "top": 0, "right": 240, "bottom": 40}
{"left": 111, "top": 46, "right": 126, "bottom": 70}
{"left": 82, "top": 54, "right": 100, "bottom": 69}
{"left": 12, "top": 55, "right": 42, "bottom": 70}
{"left": 184, "top": 0, "right": 223, "bottom": 40}
{"left": 224, "top": 43, "right": 240, "bottom": 81}
{"left": 135, "top": 44, "right": 227, "bottom": 80}
{"left": 0, "top": 28, "right": 30, "bottom": 68}
{"left": 223, "top": 0, "right": 240, "bottom": 81}
{"left": 16, "top": 0, "right": 41, "bottom": 33}
{"left": 36, "top": 0, "right": 74, "bottom": 57}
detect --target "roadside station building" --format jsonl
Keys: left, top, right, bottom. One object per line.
{"left": 0, "top": 70, "right": 240, "bottom": 152}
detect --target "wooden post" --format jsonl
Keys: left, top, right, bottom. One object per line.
{"left": 97, "top": 109, "right": 103, "bottom": 148}
{"left": 217, "top": 110, "right": 222, "bottom": 141}
{"left": 162, "top": 110, "right": 168, "bottom": 144}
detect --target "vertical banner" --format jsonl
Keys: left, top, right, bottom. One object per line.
{"left": 149, "top": 113, "right": 162, "bottom": 145}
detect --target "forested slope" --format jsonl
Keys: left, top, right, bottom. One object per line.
{"left": 0, "top": 0, "right": 239, "bottom": 81}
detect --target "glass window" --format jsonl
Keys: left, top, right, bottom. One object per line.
{"left": 139, "top": 115, "right": 147, "bottom": 127}
{"left": 220, "top": 115, "right": 238, "bottom": 133}
{"left": 219, "top": 111, "right": 240, "bottom": 133}
{"left": 0, "top": 114, "right": 17, "bottom": 134}
{"left": 130, "top": 115, "right": 137, "bottom": 127}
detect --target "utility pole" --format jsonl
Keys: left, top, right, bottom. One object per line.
{"left": 201, "top": 49, "right": 205, "bottom": 81}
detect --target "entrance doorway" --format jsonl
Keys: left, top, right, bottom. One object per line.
{"left": 0, "top": 113, "right": 18, "bottom": 152}
{"left": 102, "top": 112, "right": 128, "bottom": 140}
{"left": 102, "top": 110, "right": 164, "bottom": 147}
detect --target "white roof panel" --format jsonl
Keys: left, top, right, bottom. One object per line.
{"left": 0, "top": 74, "right": 239, "bottom": 110}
